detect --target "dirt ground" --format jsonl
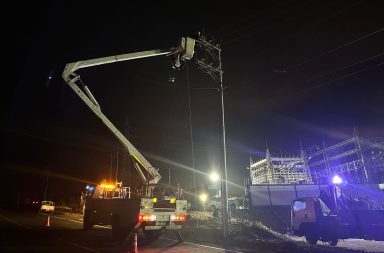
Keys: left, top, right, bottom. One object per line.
{"left": 182, "top": 211, "right": 378, "bottom": 253}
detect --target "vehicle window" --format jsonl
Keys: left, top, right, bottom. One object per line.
{"left": 293, "top": 200, "right": 306, "bottom": 212}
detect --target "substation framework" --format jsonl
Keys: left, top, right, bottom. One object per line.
{"left": 248, "top": 131, "right": 383, "bottom": 185}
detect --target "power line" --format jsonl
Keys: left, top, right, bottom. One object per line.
{"left": 308, "top": 51, "right": 384, "bottom": 82}
{"left": 223, "top": 0, "right": 359, "bottom": 46}
{"left": 268, "top": 51, "right": 384, "bottom": 100}
{"left": 223, "top": 0, "right": 310, "bottom": 45}
{"left": 222, "top": 2, "right": 375, "bottom": 91}
{"left": 219, "top": 0, "right": 298, "bottom": 41}
{"left": 286, "top": 27, "right": 384, "bottom": 70}
{"left": 285, "top": 0, "right": 364, "bottom": 41}
{"left": 213, "top": 0, "right": 295, "bottom": 35}
{"left": 275, "top": 61, "right": 384, "bottom": 103}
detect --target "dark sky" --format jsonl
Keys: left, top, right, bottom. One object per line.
{"left": 2, "top": 1, "right": 384, "bottom": 203}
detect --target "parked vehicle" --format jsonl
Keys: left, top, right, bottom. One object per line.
{"left": 40, "top": 201, "right": 55, "bottom": 213}
{"left": 291, "top": 185, "right": 384, "bottom": 246}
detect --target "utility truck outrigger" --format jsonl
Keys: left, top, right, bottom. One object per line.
{"left": 62, "top": 37, "right": 195, "bottom": 239}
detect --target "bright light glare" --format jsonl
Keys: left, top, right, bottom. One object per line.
{"left": 210, "top": 172, "right": 219, "bottom": 182}
{"left": 332, "top": 175, "right": 342, "bottom": 184}
{"left": 100, "top": 183, "right": 115, "bottom": 189}
{"left": 199, "top": 193, "right": 208, "bottom": 202}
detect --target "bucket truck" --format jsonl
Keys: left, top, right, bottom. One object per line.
{"left": 62, "top": 37, "right": 195, "bottom": 239}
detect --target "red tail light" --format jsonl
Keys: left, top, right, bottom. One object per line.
{"left": 171, "top": 214, "right": 186, "bottom": 222}
{"left": 138, "top": 214, "right": 156, "bottom": 222}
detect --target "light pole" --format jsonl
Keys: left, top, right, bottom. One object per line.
{"left": 195, "top": 33, "right": 229, "bottom": 237}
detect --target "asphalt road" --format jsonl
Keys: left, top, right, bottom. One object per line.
{"left": 0, "top": 209, "right": 243, "bottom": 253}
{"left": 2, "top": 209, "right": 384, "bottom": 253}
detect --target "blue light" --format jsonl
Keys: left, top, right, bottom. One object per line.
{"left": 89, "top": 187, "right": 94, "bottom": 191}
{"left": 332, "top": 175, "right": 342, "bottom": 184}
{"left": 48, "top": 76, "right": 52, "bottom": 80}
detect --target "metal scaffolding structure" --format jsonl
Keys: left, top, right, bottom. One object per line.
{"left": 249, "top": 148, "right": 313, "bottom": 184}
{"left": 307, "top": 131, "right": 384, "bottom": 184}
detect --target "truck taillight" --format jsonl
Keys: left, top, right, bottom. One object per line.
{"left": 138, "top": 214, "right": 156, "bottom": 222}
{"left": 171, "top": 214, "right": 186, "bottom": 222}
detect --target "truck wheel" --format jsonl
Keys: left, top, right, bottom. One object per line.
{"left": 83, "top": 212, "right": 94, "bottom": 230}
{"left": 328, "top": 238, "right": 338, "bottom": 246}
{"left": 305, "top": 229, "right": 318, "bottom": 246}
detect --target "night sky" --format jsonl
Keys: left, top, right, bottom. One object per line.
{"left": 2, "top": 1, "right": 384, "bottom": 204}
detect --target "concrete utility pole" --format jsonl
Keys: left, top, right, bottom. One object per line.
{"left": 195, "top": 33, "right": 229, "bottom": 237}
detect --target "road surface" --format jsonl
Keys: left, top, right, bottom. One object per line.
{"left": 2, "top": 209, "right": 384, "bottom": 253}
{"left": 0, "top": 209, "right": 244, "bottom": 253}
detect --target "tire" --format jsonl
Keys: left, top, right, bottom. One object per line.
{"left": 83, "top": 212, "right": 94, "bottom": 230}
{"left": 305, "top": 228, "right": 318, "bottom": 246}
{"left": 328, "top": 238, "right": 338, "bottom": 246}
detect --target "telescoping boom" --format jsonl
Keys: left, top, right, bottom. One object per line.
{"left": 62, "top": 37, "right": 195, "bottom": 184}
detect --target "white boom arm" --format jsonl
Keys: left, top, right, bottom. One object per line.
{"left": 62, "top": 38, "right": 195, "bottom": 185}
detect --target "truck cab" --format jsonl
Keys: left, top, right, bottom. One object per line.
{"left": 291, "top": 197, "right": 339, "bottom": 245}
{"left": 291, "top": 195, "right": 384, "bottom": 246}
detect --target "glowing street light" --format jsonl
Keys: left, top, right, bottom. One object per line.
{"left": 210, "top": 172, "right": 219, "bottom": 182}
{"left": 199, "top": 193, "right": 208, "bottom": 202}
{"left": 332, "top": 175, "right": 343, "bottom": 184}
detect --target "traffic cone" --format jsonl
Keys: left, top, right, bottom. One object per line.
{"left": 44, "top": 215, "right": 50, "bottom": 227}
{"left": 129, "top": 232, "right": 138, "bottom": 253}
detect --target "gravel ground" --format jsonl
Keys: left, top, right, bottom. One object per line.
{"left": 184, "top": 211, "right": 384, "bottom": 253}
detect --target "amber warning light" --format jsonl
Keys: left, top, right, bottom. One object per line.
{"left": 171, "top": 214, "right": 186, "bottom": 222}
{"left": 99, "top": 183, "right": 116, "bottom": 189}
